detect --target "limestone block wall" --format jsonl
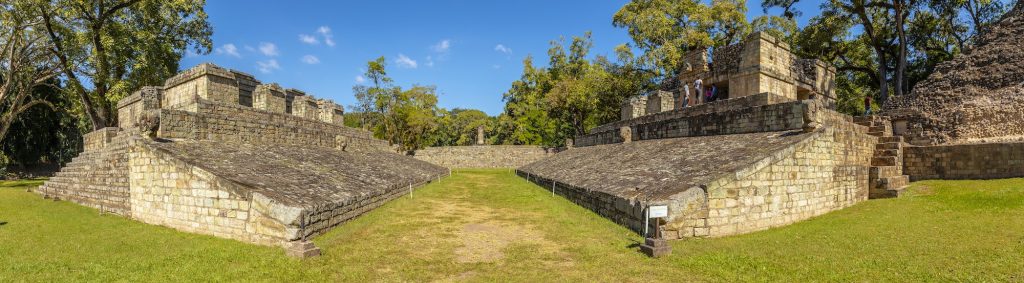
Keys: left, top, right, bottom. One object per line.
{"left": 291, "top": 95, "right": 319, "bottom": 120}
{"left": 116, "top": 87, "right": 162, "bottom": 129}
{"left": 621, "top": 95, "right": 648, "bottom": 120}
{"left": 413, "top": 145, "right": 556, "bottom": 168}
{"left": 578, "top": 99, "right": 806, "bottom": 147}
{"left": 128, "top": 141, "right": 295, "bottom": 246}
{"left": 317, "top": 100, "right": 344, "bottom": 125}
{"left": 903, "top": 142, "right": 1024, "bottom": 181}
{"left": 645, "top": 90, "right": 675, "bottom": 114}
{"left": 83, "top": 127, "right": 122, "bottom": 151}
{"left": 157, "top": 99, "right": 390, "bottom": 152}
{"left": 594, "top": 92, "right": 791, "bottom": 134}
{"left": 667, "top": 127, "right": 875, "bottom": 238}
{"left": 162, "top": 63, "right": 240, "bottom": 109}
{"left": 253, "top": 84, "right": 287, "bottom": 113}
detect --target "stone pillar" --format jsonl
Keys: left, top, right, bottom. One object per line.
{"left": 646, "top": 90, "right": 675, "bottom": 115}
{"left": 621, "top": 96, "right": 648, "bottom": 120}
{"left": 253, "top": 83, "right": 287, "bottom": 113}
{"left": 162, "top": 63, "right": 240, "bottom": 110}
{"left": 476, "top": 125, "right": 485, "bottom": 145}
{"left": 291, "top": 93, "right": 319, "bottom": 120}
{"left": 317, "top": 99, "right": 345, "bottom": 125}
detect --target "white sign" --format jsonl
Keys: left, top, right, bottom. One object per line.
{"left": 648, "top": 205, "right": 668, "bottom": 218}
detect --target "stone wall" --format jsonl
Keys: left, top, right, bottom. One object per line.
{"left": 645, "top": 90, "right": 675, "bottom": 115}
{"left": 116, "top": 87, "right": 162, "bottom": 129}
{"left": 621, "top": 95, "right": 648, "bottom": 120}
{"left": 291, "top": 95, "right": 319, "bottom": 120}
{"left": 413, "top": 145, "right": 556, "bottom": 168}
{"left": 595, "top": 92, "right": 792, "bottom": 134}
{"left": 673, "top": 127, "right": 875, "bottom": 238}
{"left": 83, "top": 127, "right": 122, "bottom": 152}
{"left": 162, "top": 63, "right": 241, "bottom": 109}
{"left": 578, "top": 98, "right": 805, "bottom": 147}
{"left": 253, "top": 83, "right": 287, "bottom": 114}
{"left": 157, "top": 99, "right": 390, "bottom": 152}
{"left": 521, "top": 126, "right": 876, "bottom": 240}
{"left": 128, "top": 140, "right": 288, "bottom": 246}
{"left": 316, "top": 100, "right": 344, "bottom": 125}
{"left": 903, "top": 142, "right": 1024, "bottom": 180}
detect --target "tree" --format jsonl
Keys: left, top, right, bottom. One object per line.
{"left": 350, "top": 57, "right": 440, "bottom": 152}
{"left": 36, "top": 0, "right": 212, "bottom": 131}
{"left": 0, "top": 2, "right": 60, "bottom": 145}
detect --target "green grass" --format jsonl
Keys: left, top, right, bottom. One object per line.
{"left": 1, "top": 171, "right": 1023, "bottom": 282}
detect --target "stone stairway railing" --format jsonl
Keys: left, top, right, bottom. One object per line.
{"left": 855, "top": 116, "right": 910, "bottom": 198}
{"left": 36, "top": 130, "right": 132, "bottom": 215}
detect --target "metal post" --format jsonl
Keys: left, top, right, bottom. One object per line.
{"left": 409, "top": 182, "right": 413, "bottom": 198}
{"left": 300, "top": 212, "right": 307, "bottom": 241}
{"left": 552, "top": 180, "right": 556, "bottom": 197}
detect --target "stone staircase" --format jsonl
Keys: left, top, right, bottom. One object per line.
{"left": 855, "top": 116, "right": 910, "bottom": 198}
{"left": 36, "top": 132, "right": 132, "bottom": 215}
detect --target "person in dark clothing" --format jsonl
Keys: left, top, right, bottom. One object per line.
{"left": 864, "top": 95, "right": 873, "bottom": 116}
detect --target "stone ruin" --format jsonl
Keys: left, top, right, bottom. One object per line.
{"left": 37, "top": 63, "right": 447, "bottom": 256}
{"left": 883, "top": 1, "right": 1024, "bottom": 146}
{"left": 622, "top": 32, "right": 837, "bottom": 120}
{"left": 519, "top": 33, "right": 909, "bottom": 239}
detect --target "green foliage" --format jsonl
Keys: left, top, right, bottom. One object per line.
{"left": 500, "top": 33, "right": 654, "bottom": 146}
{"left": 36, "top": 0, "right": 213, "bottom": 130}
{"left": 0, "top": 78, "right": 82, "bottom": 167}
{"left": 431, "top": 108, "right": 494, "bottom": 146}
{"left": 351, "top": 57, "right": 440, "bottom": 152}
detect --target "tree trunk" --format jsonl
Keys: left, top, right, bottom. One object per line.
{"left": 894, "top": 0, "right": 908, "bottom": 97}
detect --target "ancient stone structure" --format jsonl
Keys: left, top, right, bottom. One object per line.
{"left": 413, "top": 145, "right": 558, "bottom": 168}
{"left": 878, "top": 3, "right": 1024, "bottom": 182}
{"left": 37, "top": 63, "right": 446, "bottom": 255}
{"left": 883, "top": 2, "right": 1024, "bottom": 146}
{"left": 620, "top": 32, "right": 837, "bottom": 121}
{"left": 519, "top": 33, "right": 910, "bottom": 239}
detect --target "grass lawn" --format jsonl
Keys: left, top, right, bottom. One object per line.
{"left": 1, "top": 170, "right": 1023, "bottom": 282}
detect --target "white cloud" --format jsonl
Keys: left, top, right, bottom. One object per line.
{"left": 355, "top": 75, "right": 366, "bottom": 83}
{"left": 258, "top": 42, "right": 279, "bottom": 56}
{"left": 256, "top": 59, "right": 280, "bottom": 73}
{"left": 317, "top": 26, "right": 335, "bottom": 47}
{"left": 492, "top": 64, "right": 501, "bottom": 69}
{"left": 301, "top": 55, "right": 320, "bottom": 64}
{"left": 298, "top": 34, "right": 318, "bottom": 45}
{"left": 215, "top": 43, "right": 241, "bottom": 57}
{"left": 425, "top": 56, "right": 435, "bottom": 67}
{"left": 494, "top": 44, "right": 512, "bottom": 55}
{"left": 394, "top": 54, "right": 417, "bottom": 68}
{"left": 431, "top": 39, "right": 451, "bottom": 52}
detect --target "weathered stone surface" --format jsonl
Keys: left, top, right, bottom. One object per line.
{"left": 904, "top": 142, "right": 1024, "bottom": 180}
{"left": 413, "top": 145, "right": 558, "bottom": 168}
{"left": 883, "top": 2, "right": 1024, "bottom": 145}
{"left": 520, "top": 121, "right": 876, "bottom": 239}
{"left": 39, "top": 62, "right": 440, "bottom": 251}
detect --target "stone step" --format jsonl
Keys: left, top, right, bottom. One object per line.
{"left": 879, "top": 136, "right": 904, "bottom": 143}
{"left": 867, "top": 130, "right": 888, "bottom": 137}
{"left": 869, "top": 166, "right": 903, "bottom": 179}
{"left": 871, "top": 156, "right": 901, "bottom": 167}
{"left": 870, "top": 175, "right": 910, "bottom": 199}
{"left": 873, "top": 149, "right": 902, "bottom": 158}
{"left": 875, "top": 142, "right": 903, "bottom": 150}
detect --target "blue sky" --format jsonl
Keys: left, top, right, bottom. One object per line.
{"left": 182, "top": 1, "right": 824, "bottom": 115}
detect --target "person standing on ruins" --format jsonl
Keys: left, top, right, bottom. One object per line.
{"left": 694, "top": 78, "right": 703, "bottom": 105}
{"left": 682, "top": 82, "right": 690, "bottom": 108}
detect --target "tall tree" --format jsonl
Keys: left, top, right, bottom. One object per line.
{"left": 0, "top": 2, "right": 60, "bottom": 144}
{"left": 351, "top": 57, "right": 440, "bottom": 152}
{"left": 37, "top": 0, "right": 212, "bottom": 131}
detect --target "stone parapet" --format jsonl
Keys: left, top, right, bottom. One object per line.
{"left": 413, "top": 145, "right": 559, "bottom": 168}
{"left": 117, "top": 87, "right": 163, "bottom": 130}
{"left": 162, "top": 63, "right": 240, "bottom": 109}
{"left": 156, "top": 99, "right": 389, "bottom": 152}
{"left": 904, "top": 142, "right": 1024, "bottom": 180}
{"left": 291, "top": 94, "right": 319, "bottom": 120}
{"left": 253, "top": 83, "right": 287, "bottom": 114}
{"left": 317, "top": 99, "right": 344, "bottom": 125}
